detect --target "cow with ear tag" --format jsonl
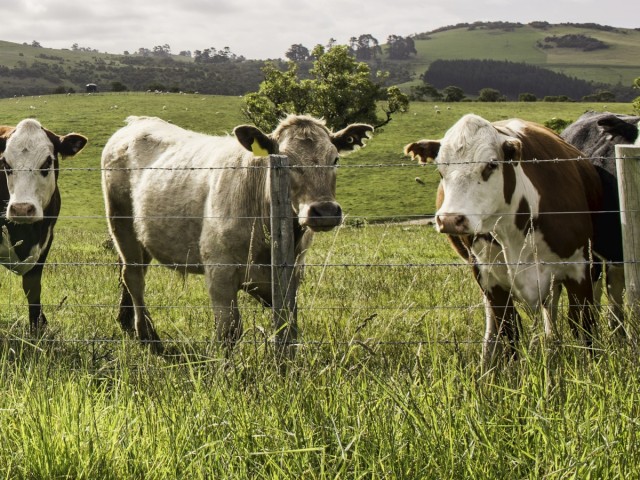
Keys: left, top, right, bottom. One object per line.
{"left": 405, "top": 113, "right": 613, "bottom": 370}
{"left": 102, "top": 115, "right": 373, "bottom": 354}
{"left": 0, "top": 119, "right": 87, "bottom": 332}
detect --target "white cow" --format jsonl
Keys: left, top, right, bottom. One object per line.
{"left": 101, "top": 115, "right": 373, "bottom": 353}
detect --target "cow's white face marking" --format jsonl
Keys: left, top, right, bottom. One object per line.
{"left": 435, "top": 115, "right": 514, "bottom": 234}
{"left": 1, "top": 119, "right": 57, "bottom": 223}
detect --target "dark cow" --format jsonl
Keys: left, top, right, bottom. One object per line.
{"left": 101, "top": 115, "right": 373, "bottom": 354}
{"left": 405, "top": 114, "right": 612, "bottom": 369}
{"left": 561, "top": 111, "right": 640, "bottom": 337}
{"left": 0, "top": 119, "right": 87, "bottom": 331}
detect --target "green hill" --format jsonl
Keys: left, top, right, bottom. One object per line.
{"left": 398, "top": 22, "right": 640, "bottom": 88}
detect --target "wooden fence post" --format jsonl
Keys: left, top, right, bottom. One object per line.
{"left": 269, "top": 154, "right": 298, "bottom": 359}
{"left": 615, "top": 145, "right": 640, "bottom": 322}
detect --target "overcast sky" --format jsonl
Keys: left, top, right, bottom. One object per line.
{"left": 4, "top": 0, "right": 638, "bottom": 59}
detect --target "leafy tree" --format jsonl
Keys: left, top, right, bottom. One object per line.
{"left": 410, "top": 83, "right": 442, "bottom": 101}
{"left": 442, "top": 86, "right": 465, "bottom": 102}
{"left": 285, "top": 44, "right": 311, "bottom": 62}
{"left": 111, "top": 81, "right": 128, "bottom": 92}
{"left": 387, "top": 35, "right": 417, "bottom": 60}
{"left": 631, "top": 77, "right": 639, "bottom": 113}
{"left": 349, "top": 34, "right": 382, "bottom": 61}
{"left": 582, "top": 89, "right": 616, "bottom": 102}
{"left": 519, "top": 92, "right": 537, "bottom": 102}
{"left": 478, "top": 87, "right": 505, "bottom": 102}
{"left": 242, "top": 44, "right": 408, "bottom": 131}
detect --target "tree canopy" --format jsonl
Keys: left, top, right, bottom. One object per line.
{"left": 242, "top": 45, "right": 409, "bottom": 132}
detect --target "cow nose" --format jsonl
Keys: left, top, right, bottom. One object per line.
{"left": 435, "top": 213, "right": 468, "bottom": 235}
{"left": 9, "top": 202, "right": 38, "bottom": 221}
{"left": 305, "top": 201, "right": 342, "bottom": 231}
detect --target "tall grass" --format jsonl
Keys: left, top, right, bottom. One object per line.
{"left": 0, "top": 225, "right": 637, "bottom": 478}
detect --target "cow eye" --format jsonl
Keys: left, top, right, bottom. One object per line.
{"left": 0, "top": 158, "right": 12, "bottom": 175}
{"left": 481, "top": 160, "right": 499, "bottom": 181}
{"left": 40, "top": 156, "right": 53, "bottom": 177}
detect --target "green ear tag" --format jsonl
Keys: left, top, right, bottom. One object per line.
{"left": 251, "top": 139, "right": 269, "bottom": 157}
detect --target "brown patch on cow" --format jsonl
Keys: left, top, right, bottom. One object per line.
{"left": 404, "top": 140, "right": 441, "bottom": 164}
{"left": 515, "top": 198, "right": 532, "bottom": 232}
{"left": 502, "top": 163, "right": 516, "bottom": 204}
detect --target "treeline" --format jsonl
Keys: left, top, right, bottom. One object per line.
{"left": 422, "top": 59, "right": 636, "bottom": 101}
{"left": 0, "top": 55, "right": 268, "bottom": 97}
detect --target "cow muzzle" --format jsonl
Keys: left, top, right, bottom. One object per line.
{"left": 435, "top": 212, "right": 470, "bottom": 235}
{"left": 7, "top": 202, "right": 40, "bottom": 224}
{"left": 300, "top": 201, "right": 343, "bottom": 232}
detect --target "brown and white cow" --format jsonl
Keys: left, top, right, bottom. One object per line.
{"left": 0, "top": 119, "right": 87, "bottom": 331}
{"left": 101, "top": 115, "right": 373, "bottom": 353}
{"left": 405, "top": 113, "right": 607, "bottom": 368}
{"left": 560, "top": 111, "right": 640, "bottom": 337}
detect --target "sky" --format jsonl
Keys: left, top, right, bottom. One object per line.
{"left": 4, "top": 0, "right": 638, "bottom": 60}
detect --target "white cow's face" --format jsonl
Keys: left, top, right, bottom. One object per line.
{"left": 405, "top": 114, "right": 522, "bottom": 236}
{"left": 0, "top": 119, "right": 86, "bottom": 223}
{"left": 234, "top": 115, "right": 373, "bottom": 232}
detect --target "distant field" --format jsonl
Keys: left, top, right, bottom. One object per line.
{"left": 406, "top": 25, "right": 640, "bottom": 87}
{"left": 0, "top": 93, "right": 635, "bottom": 231}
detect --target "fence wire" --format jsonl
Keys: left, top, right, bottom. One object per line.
{"left": 1, "top": 154, "right": 639, "bottom": 350}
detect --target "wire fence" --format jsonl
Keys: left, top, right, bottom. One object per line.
{"left": 2, "top": 152, "right": 640, "bottom": 352}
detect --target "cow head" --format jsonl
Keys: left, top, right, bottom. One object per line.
{"left": 405, "top": 114, "right": 522, "bottom": 236}
{"left": 234, "top": 115, "right": 373, "bottom": 232}
{"left": 0, "top": 119, "right": 87, "bottom": 223}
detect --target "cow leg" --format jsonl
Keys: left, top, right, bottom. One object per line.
{"left": 107, "top": 212, "right": 162, "bottom": 353}
{"left": 605, "top": 264, "right": 627, "bottom": 338}
{"left": 23, "top": 265, "right": 46, "bottom": 334}
{"left": 482, "top": 286, "right": 521, "bottom": 370}
{"left": 22, "top": 238, "right": 54, "bottom": 334}
{"left": 206, "top": 264, "right": 242, "bottom": 349}
{"left": 565, "top": 278, "right": 597, "bottom": 353}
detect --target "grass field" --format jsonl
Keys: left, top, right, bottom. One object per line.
{"left": 1, "top": 94, "right": 640, "bottom": 478}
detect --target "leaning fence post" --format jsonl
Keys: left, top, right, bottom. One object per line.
{"left": 269, "top": 154, "right": 298, "bottom": 360}
{"left": 615, "top": 145, "right": 640, "bottom": 321}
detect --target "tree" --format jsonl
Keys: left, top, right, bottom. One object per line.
{"left": 242, "top": 44, "right": 408, "bottom": 131}
{"left": 349, "top": 34, "right": 382, "bottom": 61}
{"left": 410, "top": 83, "right": 442, "bottom": 101}
{"left": 634, "top": 77, "right": 640, "bottom": 114}
{"left": 387, "top": 35, "right": 417, "bottom": 60}
{"left": 478, "top": 87, "right": 505, "bottom": 102}
{"left": 442, "top": 86, "right": 466, "bottom": 102}
{"left": 519, "top": 92, "right": 537, "bottom": 102}
{"left": 285, "top": 44, "right": 311, "bottom": 62}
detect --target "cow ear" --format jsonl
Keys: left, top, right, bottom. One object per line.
{"left": 59, "top": 134, "right": 88, "bottom": 157}
{"left": 331, "top": 124, "right": 374, "bottom": 154}
{"left": 233, "top": 125, "right": 278, "bottom": 156}
{"left": 404, "top": 140, "right": 440, "bottom": 164}
{"left": 597, "top": 115, "right": 639, "bottom": 143}
{"left": 502, "top": 139, "right": 522, "bottom": 162}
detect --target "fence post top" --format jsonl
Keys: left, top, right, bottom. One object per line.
{"left": 615, "top": 145, "right": 640, "bottom": 156}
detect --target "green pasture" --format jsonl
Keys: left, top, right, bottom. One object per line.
{"left": 1, "top": 93, "right": 635, "bottom": 229}
{"left": 0, "top": 94, "right": 640, "bottom": 478}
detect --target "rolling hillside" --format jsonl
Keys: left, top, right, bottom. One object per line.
{"left": 0, "top": 22, "right": 638, "bottom": 98}
{"left": 399, "top": 22, "right": 640, "bottom": 88}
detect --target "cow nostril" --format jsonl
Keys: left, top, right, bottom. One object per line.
{"left": 309, "top": 202, "right": 341, "bottom": 219}
{"left": 454, "top": 215, "right": 466, "bottom": 226}
{"left": 9, "top": 203, "right": 37, "bottom": 218}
